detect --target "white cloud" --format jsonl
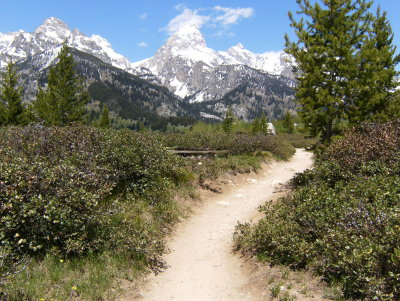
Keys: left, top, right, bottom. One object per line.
{"left": 139, "top": 13, "right": 148, "bottom": 20}
{"left": 165, "top": 7, "right": 210, "bottom": 34}
{"left": 214, "top": 6, "right": 254, "bottom": 25}
{"left": 211, "top": 30, "right": 236, "bottom": 38}
{"left": 174, "top": 3, "right": 186, "bottom": 11}
{"left": 164, "top": 5, "right": 254, "bottom": 36}
{"left": 137, "top": 42, "right": 148, "bottom": 47}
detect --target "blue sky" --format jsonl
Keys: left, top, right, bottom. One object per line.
{"left": 1, "top": 0, "right": 399, "bottom": 63}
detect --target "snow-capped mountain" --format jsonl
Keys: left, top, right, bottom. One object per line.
{"left": 0, "top": 17, "right": 296, "bottom": 122}
{"left": 0, "top": 17, "right": 133, "bottom": 72}
{"left": 17, "top": 46, "right": 185, "bottom": 123}
{"left": 132, "top": 25, "right": 294, "bottom": 102}
{"left": 219, "top": 43, "right": 293, "bottom": 79}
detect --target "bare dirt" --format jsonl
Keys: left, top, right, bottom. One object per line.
{"left": 120, "top": 149, "right": 337, "bottom": 301}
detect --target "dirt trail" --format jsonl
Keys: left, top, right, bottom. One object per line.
{"left": 136, "top": 149, "right": 313, "bottom": 301}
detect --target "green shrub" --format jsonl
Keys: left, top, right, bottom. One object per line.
{"left": 276, "top": 132, "right": 318, "bottom": 149}
{"left": 0, "top": 125, "right": 185, "bottom": 296}
{"left": 160, "top": 131, "right": 295, "bottom": 160}
{"left": 235, "top": 120, "right": 400, "bottom": 300}
{"left": 319, "top": 120, "right": 400, "bottom": 172}
{"left": 0, "top": 124, "right": 296, "bottom": 299}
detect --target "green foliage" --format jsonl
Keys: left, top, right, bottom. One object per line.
{"left": 190, "top": 120, "right": 221, "bottom": 133}
{"left": 98, "top": 104, "right": 110, "bottom": 128}
{"left": 0, "top": 125, "right": 188, "bottom": 298}
{"left": 86, "top": 78, "right": 196, "bottom": 131}
{"left": 251, "top": 113, "right": 269, "bottom": 134}
{"left": 270, "top": 285, "right": 281, "bottom": 297}
{"left": 222, "top": 106, "right": 235, "bottom": 134}
{"left": 286, "top": 0, "right": 399, "bottom": 142}
{"left": 160, "top": 131, "right": 294, "bottom": 160}
{"left": 0, "top": 61, "right": 24, "bottom": 125}
{"left": 2, "top": 252, "right": 140, "bottom": 301}
{"left": 319, "top": 120, "right": 400, "bottom": 172}
{"left": 235, "top": 120, "right": 400, "bottom": 300}
{"left": 350, "top": 7, "right": 400, "bottom": 123}
{"left": 276, "top": 132, "right": 317, "bottom": 149}
{"left": 33, "top": 44, "right": 88, "bottom": 125}
{"left": 0, "top": 97, "right": 5, "bottom": 125}
{"left": 281, "top": 112, "right": 295, "bottom": 134}
{"left": 0, "top": 122, "right": 298, "bottom": 298}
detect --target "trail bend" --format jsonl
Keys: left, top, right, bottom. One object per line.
{"left": 136, "top": 149, "right": 313, "bottom": 301}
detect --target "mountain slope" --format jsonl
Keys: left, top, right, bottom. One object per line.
{"left": 1, "top": 18, "right": 296, "bottom": 123}
{"left": 16, "top": 47, "right": 186, "bottom": 128}
{"left": 133, "top": 25, "right": 294, "bottom": 103}
{"left": 185, "top": 65, "right": 296, "bottom": 121}
{"left": 0, "top": 17, "right": 134, "bottom": 72}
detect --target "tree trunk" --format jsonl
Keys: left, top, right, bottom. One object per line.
{"left": 322, "top": 119, "right": 333, "bottom": 143}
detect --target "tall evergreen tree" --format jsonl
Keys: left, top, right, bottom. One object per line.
{"left": 0, "top": 99, "right": 5, "bottom": 125}
{"left": 99, "top": 104, "right": 110, "bottom": 128}
{"left": 285, "top": 0, "right": 400, "bottom": 142}
{"left": 251, "top": 116, "right": 261, "bottom": 134}
{"left": 1, "top": 61, "right": 24, "bottom": 125}
{"left": 252, "top": 113, "right": 269, "bottom": 134}
{"left": 350, "top": 7, "right": 400, "bottom": 123}
{"left": 259, "top": 113, "right": 269, "bottom": 134}
{"left": 34, "top": 43, "right": 88, "bottom": 126}
{"left": 222, "top": 106, "right": 235, "bottom": 134}
{"left": 282, "top": 112, "right": 295, "bottom": 134}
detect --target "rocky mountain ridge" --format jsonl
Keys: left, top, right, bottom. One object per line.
{"left": 0, "top": 17, "right": 296, "bottom": 122}
{"left": 132, "top": 25, "right": 294, "bottom": 102}
{"left": 0, "top": 17, "right": 133, "bottom": 72}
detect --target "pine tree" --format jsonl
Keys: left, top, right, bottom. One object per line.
{"left": 252, "top": 113, "right": 269, "bottom": 134}
{"left": 222, "top": 106, "right": 235, "bottom": 134}
{"left": 285, "top": 0, "right": 375, "bottom": 142}
{"left": 251, "top": 116, "right": 260, "bottom": 134}
{"left": 34, "top": 43, "right": 88, "bottom": 126}
{"left": 259, "top": 113, "right": 269, "bottom": 134}
{"left": 0, "top": 99, "right": 5, "bottom": 125}
{"left": 350, "top": 7, "right": 400, "bottom": 123}
{"left": 282, "top": 112, "right": 295, "bottom": 134}
{"left": 99, "top": 104, "right": 110, "bottom": 128}
{"left": 1, "top": 61, "right": 24, "bottom": 125}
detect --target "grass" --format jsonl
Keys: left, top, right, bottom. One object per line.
{"left": 276, "top": 132, "right": 318, "bottom": 149}
{"left": 3, "top": 252, "right": 144, "bottom": 300}
{"left": 270, "top": 285, "right": 281, "bottom": 297}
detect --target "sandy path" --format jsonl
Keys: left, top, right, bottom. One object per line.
{"left": 137, "top": 149, "right": 313, "bottom": 301}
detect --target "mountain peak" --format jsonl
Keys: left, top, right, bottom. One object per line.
{"left": 174, "top": 25, "right": 202, "bottom": 36}
{"left": 166, "top": 25, "right": 207, "bottom": 49}
{"left": 34, "top": 17, "right": 71, "bottom": 42}
{"left": 233, "top": 43, "right": 245, "bottom": 49}
{"left": 35, "top": 17, "right": 69, "bottom": 33}
{"left": 227, "top": 43, "right": 251, "bottom": 54}
{"left": 0, "top": 17, "right": 133, "bottom": 72}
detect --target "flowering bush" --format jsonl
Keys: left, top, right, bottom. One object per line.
{"left": 235, "top": 120, "right": 400, "bottom": 300}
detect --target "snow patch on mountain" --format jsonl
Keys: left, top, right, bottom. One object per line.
{"left": 219, "top": 45, "right": 291, "bottom": 76}
{"left": 0, "top": 18, "right": 294, "bottom": 106}
{"left": 170, "top": 78, "right": 189, "bottom": 99}
{"left": 200, "top": 112, "right": 222, "bottom": 121}
{"left": 132, "top": 25, "right": 294, "bottom": 101}
{"left": 133, "top": 25, "right": 293, "bottom": 78}
{"left": 0, "top": 17, "right": 133, "bottom": 72}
